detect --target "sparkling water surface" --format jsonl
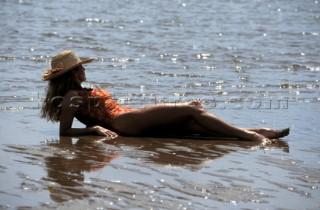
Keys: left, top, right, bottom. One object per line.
{"left": 0, "top": 0, "right": 319, "bottom": 209}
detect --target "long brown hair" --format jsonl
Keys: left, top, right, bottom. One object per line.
{"left": 41, "top": 68, "right": 82, "bottom": 122}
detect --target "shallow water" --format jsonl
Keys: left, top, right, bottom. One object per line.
{"left": 0, "top": 0, "right": 320, "bottom": 209}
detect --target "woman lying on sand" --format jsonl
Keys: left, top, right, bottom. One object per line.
{"left": 41, "top": 50, "right": 289, "bottom": 143}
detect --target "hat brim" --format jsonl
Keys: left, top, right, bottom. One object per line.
{"left": 42, "top": 58, "right": 94, "bottom": 81}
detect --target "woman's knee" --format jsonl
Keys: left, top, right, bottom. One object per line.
{"left": 186, "top": 105, "right": 206, "bottom": 116}
{"left": 188, "top": 106, "right": 210, "bottom": 121}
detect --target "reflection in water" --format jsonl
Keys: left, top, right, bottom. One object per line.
{"left": 44, "top": 136, "right": 120, "bottom": 202}
{"left": 5, "top": 136, "right": 289, "bottom": 205}
{"left": 113, "top": 136, "right": 289, "bottom": 168}
{"left": 42, "top": 136, "right": 289, "bottom": 202}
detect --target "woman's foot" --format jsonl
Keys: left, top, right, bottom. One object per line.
{"left": 238, "top": 130, "right": 270, "bottom": 143}
{"left": 252, "top": 128, "right": 290, "bottom": 139}
{"left": 246, "top": 130, "right": 270, "bottom": 142}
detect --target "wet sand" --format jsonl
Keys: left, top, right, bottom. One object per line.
{"left": 1, "top": 108, "right": 319, "bottom": 209}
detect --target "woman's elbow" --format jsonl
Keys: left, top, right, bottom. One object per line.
{"left": 59, "top": 128, "right": 71, "bottom": 136}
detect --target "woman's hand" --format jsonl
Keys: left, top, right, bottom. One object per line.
{"left": 93, "top": 126, "right": 118, "bottom": 140}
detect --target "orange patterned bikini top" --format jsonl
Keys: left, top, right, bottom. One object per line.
{"left": 77, "top": 89, "right": 133, "bottom": 124}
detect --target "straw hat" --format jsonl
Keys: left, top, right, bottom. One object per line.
{"left": 41, "top": 50, "right": 94, "bottom": 81}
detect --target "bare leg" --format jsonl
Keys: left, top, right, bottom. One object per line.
{"left": 150, "top": 121, "right": 290, "bottom": 139}
{"left": 246, "top": 127, "right": 290, "bottom": 139}
{"left": 112, "top": 102, "right": 267, "bottom": 142}
{"left": 140, "top": 120, "right": 221, "bottom": 137}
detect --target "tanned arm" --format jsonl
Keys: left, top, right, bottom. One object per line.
{"left": 59, "top": 90, "right": 117, "bottom": 138}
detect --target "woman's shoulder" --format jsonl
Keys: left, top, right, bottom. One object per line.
{"left": 64, "top": 90, "right": 80, "bottom": 98}
{"left": 90, "top": 88, "right": 111, "bottom": 97}
{"left": 61, "top": 90, "right": 84, "bottom": 110}
{"left": 64, "top": 88, "right": 111, "bottom": 99}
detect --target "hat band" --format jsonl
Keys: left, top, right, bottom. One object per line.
{"left": 51, "top": 57, "right": 80, "bottom": 69}
{"left": 47, "top": 67, "right": 64, "bottom": 74}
